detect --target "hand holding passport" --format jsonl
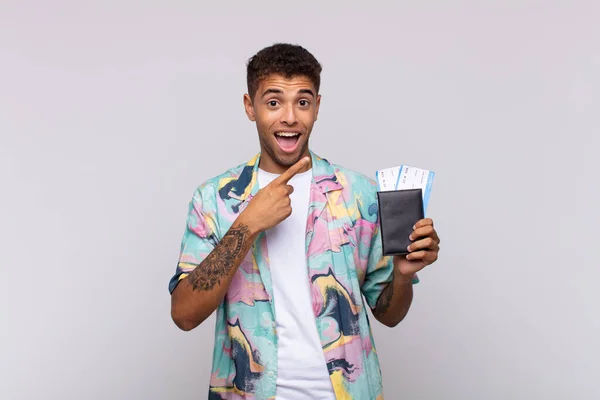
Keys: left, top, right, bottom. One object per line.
{"left": 376, "top": 165, "right": 436, "bottom": 257}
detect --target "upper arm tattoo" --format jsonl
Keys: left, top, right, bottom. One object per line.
{"left": 373, "top": 277, "right": 394, "bottom": 318}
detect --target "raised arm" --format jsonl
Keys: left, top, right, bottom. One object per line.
{"left": 371, "top": 218, "right": 440, "bottom": 327}
{"left": 171, "top": 217, "right": 257, "bottom": 331}
{"left": 170, "top": 156, "right": 310, "bottom": 331}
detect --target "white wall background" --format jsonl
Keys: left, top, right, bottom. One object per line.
{"left": 1, "top": 1, "right": 599, "bottom": 399}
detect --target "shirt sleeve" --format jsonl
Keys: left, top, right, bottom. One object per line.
{"left": 168, "top": 185, "right": 220, "bottom": 294}
{"left": 360, "top": 190, "right": 419, "bottom": 310}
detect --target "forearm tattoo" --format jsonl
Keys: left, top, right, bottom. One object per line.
{"left": 374, "top": 276, "right": 395, "bottom": 317}
{"left": 188, "top": 224, "right": 251, "bottom": 291}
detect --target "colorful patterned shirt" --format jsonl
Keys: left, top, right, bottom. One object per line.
{"left": 169, "top": 150, "right": 418, "bottom": 399}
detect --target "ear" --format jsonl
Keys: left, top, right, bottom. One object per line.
{"left": 315, "top": 94, "right": 321, "bottom": 121}
{"left": 243, "top": 93, "right": 256, "bottom": 122}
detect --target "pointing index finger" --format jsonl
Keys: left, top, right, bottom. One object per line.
{"left": 276, "top": 156, "right": 310, "bottom": 184}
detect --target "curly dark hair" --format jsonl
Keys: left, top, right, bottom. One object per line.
{"left": 246, "top": 43, "right": 322, "bottom": 100}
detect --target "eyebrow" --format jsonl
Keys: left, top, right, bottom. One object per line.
{"left": 298, "top": 89, "right": 315, "bottom": 97}
{"left": 260, "top": 88, "right": 315, "bottom": 98}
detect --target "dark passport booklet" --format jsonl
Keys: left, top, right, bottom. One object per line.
{"left": 377, "top": 188, "right": 424, "bottom": 256}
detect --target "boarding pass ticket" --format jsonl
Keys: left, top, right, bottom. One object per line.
{"left": 376, "top": 164, "right": 435, "bottom": 214}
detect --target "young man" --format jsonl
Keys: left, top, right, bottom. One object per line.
{"left": 169, "top": 43, "right": 441, "bottom": 400}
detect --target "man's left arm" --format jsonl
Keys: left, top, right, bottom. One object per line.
{"left": 371, "top": 218, "right": 440, "bottom": 327}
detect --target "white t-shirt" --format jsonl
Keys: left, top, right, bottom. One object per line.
{"left": 257, "top": 168, "right": 336, "bottom": 400}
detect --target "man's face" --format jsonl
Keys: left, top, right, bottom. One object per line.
{"left": 244, "top": 74, "right": 320, "bottom": 173}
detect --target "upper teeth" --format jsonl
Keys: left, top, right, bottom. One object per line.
{"left": 276, "top": 132, "right": 299, "bottom": 137}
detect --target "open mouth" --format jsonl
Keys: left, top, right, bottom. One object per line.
{"left": 274, "top": 131, "right": 301, "bottom": 152}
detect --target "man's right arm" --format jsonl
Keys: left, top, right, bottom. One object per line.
{"left": 170, "top": 215, "right": 258, "bottom": 331}
{"left": 170, "top": 156, "right": 310, "bottom": 331}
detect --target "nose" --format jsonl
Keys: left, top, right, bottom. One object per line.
{"left": 280, "top": 103, "right": 297, "bottom": 125}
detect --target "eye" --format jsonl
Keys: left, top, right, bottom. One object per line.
{"left": 267, "top": 100, "right": 279, "bottom": 107}
{"left": 299, "top": 99, "right": 310, "bottom": 107}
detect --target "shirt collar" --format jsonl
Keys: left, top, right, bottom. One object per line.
{"left": 234, "top": 149, "right": 343, "bottom": 203}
